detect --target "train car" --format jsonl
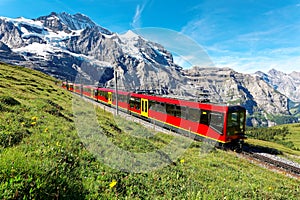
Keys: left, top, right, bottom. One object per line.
{"left": 94, "top": 87, "right": 114, "bottom": 105}
{"left": 73, "top": 83, "right": 82, "bottom": 94}
{"left": 82, "top": 85, "right": 96, "bottom": 99}
{"left": 67, "top": 83, "right": 74, "bottom": 92}
{"left": 128, "top": 92, "right": 246, "bottom": 145}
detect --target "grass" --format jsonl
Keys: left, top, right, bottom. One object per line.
{"left": 0, "top": 63, "right": 300, "bottom": 199}
{"left": 280, "top": 123, "right": 300, "bottom": 149}
{"left": 246, "top": 123, "right": 300, "bottom": 164}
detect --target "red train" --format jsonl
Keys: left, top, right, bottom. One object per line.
{"left": 62, "top": 82, "right": 246, "bottom": 147}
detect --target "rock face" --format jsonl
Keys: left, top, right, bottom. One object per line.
{"left": 0, "top": 12, "right": 299, "bottom": 127}
{"left": 183, "top": 67, "right": 298, "bottom": 126}
{"left": 255, "top": 69, "right": 300, "bottom": 102}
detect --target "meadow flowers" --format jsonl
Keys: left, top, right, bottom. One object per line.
{"left": 30, "top": 116, "right": 38, "bottom": 126}
{"left": 31, "top": 116, "right": 38, "bottom": 121}
{"left": 109, "top": 180, "right": 117, "bottom": 188}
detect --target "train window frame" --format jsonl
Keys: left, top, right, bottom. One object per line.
{"left": 175, "top": 105, "right": 182, "bottom": 118}
{"left": 209, "top": 112, "right": 224, "bottom": 134}
{"left": 129, "top": 97, "right": 141, "bottom": 110}
{"left": 227, "top": 110, "right": 245, "bottom": 136}
{"left": 187, "top": 108, "right": 201, "bottom": 122}
{"left": 166, "top": 104, "right": 174, "bottom": 116}
{"left": 149, "top": 100, "right": 166, "bottom": 113}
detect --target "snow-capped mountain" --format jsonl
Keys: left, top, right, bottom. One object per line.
{"left": 0, "top": 12, "right": 184, "bottom": 89}
{"left": 0, "top": 12, "right": 299, "bottom": 127}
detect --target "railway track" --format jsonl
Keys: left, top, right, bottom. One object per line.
{"left": 240, "top": 146, "right": 300, "bottom": 178}
{"left": 73, "top": 92, "right": 300, "bottom": 178}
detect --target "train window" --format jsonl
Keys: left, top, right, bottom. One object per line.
{"left": 149, "top": 101, "right": 166, "bottom": 113}
{"left": 209, "top": 112, "right": 224, "bottom": 134}
{"left": 102, "top": 91, "right": 108, "bottom": 100}
{"left": 116, "top": 94, "right": 126, "bottom": 102}
{"left": 175, "top": 105, "right": 182, "bottom": 118}
{"left": 145, "top": 101, "right": 148, "bottom": 113}
{"left": 123, "top": 94, "right": 128, "bottom": 102}
{"left": 149, "top": 100, "right": 154, "bottom": 108}
{"left": 188, "top": 108, "right": 201, "bottom": 122}
{"left": 166, "top": 104, "right": 174, "bottom": 115}
{"left": 129, "top": 97, "right": 140, "bottom": 110}
{"left": 181, "top": 107, "right": 187, "bottom": 119}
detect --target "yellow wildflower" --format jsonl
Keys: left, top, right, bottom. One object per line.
{"left": 268, "top": 187, "right": 273, "bottom": 190}
{"left": 180, "top": 159, "right": 185, "bottom": 164}
{"left": 109, "top": 180, "right": 117, "bottom": 188}
{"left": 31, "top": 121, "right": 36, "bottom": 126}
{"left": 31, "top": 116, "right": 38, "bottom": 121}
{"left": 44, "top": 128, "right": 49, "bottom": 132}
{"left": 21, "top": 122, "right": 25, "bottom": 126}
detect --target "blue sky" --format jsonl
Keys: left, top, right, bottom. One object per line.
{"left": 1, "top": 0, "right": 300, "bottom": 73}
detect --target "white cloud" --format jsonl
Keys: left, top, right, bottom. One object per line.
{"left": 131, "top": 1, "right": 148, "bottom": 29}
{"left": 180, "top": 17, "right": 217, "bottom": 43}
{"left": 212, "top": 53, "right": 300, "bottom": 74}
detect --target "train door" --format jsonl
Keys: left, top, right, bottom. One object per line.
{"left": 108, "top": 92, "right": 112, "bottom": 105}
{"left": 90, "top": 88, "right": 94, "bottom": 98}
{"left": 141, "top": 98, "right": 149, "bottom": 117}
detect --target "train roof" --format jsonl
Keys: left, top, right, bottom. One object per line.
{"left": 131, "top": 92, "right": 229, "bottom": 112}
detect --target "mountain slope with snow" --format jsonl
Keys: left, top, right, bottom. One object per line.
{"left": 0, "top": 12, "right": 183, "bottom": 87}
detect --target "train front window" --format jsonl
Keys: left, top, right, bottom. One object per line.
{"left": 227, "top": 111, "right": 245, "bottom": 136}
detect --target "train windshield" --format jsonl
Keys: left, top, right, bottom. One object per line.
{"left": 227, "top": 108, "right": 245, "bottom": 136}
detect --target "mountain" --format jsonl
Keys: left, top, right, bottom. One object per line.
{"left": 183, "top": 67, "right": 298, "bottom": 126}
{"left": 255, "top": 69, "right": 300, "bottom": 102}
{"left": 0, "top": 12, "right": 183, "bottom": 90}
{"left": 0, "top": 12, "right": 299, "bottom": 127}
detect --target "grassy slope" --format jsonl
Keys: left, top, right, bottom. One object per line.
{"left": 246, "top": 123, "right": 300, "bottom": 163}
{"left": 281, "top": 123, "right": 300, "bottom": 149}
{"left": 0, "top": 64, "right": 299, "bottom": 199}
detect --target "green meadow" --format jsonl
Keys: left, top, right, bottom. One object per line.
{"left": 0, "top": 63, "right": 299, "bottom": 199}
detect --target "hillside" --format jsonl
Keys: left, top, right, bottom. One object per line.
{"left": 0, "top": 63, "right": 299, "bottom": 199}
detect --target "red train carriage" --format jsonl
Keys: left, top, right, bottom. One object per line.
{"left": 94, "top": 88, "right": 114, "bottom": 105}
{"left": 67, "top": 83, "right": 74, "bottom": 92}
{"left": 82, "top": 85, "right": 95, "bottom": 98}
{"left": 129, "top": 93, "right": 246, "bottom": 144}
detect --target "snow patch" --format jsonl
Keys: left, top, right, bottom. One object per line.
{"left": 13, "top": 43, "right": 55, "bottom": 57}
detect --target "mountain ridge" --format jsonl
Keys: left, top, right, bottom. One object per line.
{"left": 0, "top": 12, "right": 299, "bottom": 127}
